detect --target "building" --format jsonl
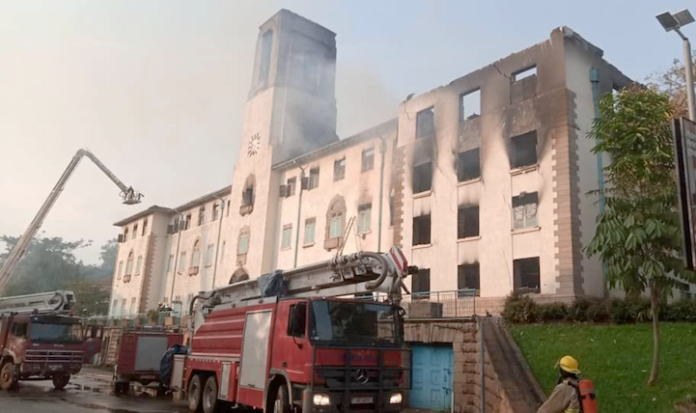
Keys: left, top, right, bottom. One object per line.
{"left": 109, "top": 9, "right": 639, "bottom": 318}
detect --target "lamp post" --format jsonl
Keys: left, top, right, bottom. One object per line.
{"left": 657, "top": 9, "right": 696, "bottom": 121}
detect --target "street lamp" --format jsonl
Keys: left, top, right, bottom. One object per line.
{"left": 656, "top": 9, "right": 696, "bottom": 121}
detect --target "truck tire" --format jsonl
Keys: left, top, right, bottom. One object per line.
{"left": 52, "top": 373, "right": 70, "bottom": 390}
{"left": 188, "top": 374, "right": 203, "bottom": 412}
{"left": 202, "top": 376, "right": 218, "bottom": 413}
{"left": 0, "top": 362, "right": 17, "bottom": 391}
{"left": 272, "top": 384, "right": 290, "bottom": 413}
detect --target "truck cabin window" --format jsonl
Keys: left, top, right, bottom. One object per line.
{"left": 11, "top": 323, "right": 27, "bottom": 338}
{"left": 288, "top": 302, "right": 307, "bottom": 338}
{"left": 29, "top": 316, "right": 83, "bottom": 344}
{"left": 310, "top": 301, "right": 396, "bottom": 346}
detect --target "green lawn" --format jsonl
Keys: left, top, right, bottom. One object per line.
{"left": 510, "top": 323, "right": 696, "bottom": 413}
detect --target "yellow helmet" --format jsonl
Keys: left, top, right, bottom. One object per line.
{"left": 556, "top": 355, "right": 581, "bottom": 374}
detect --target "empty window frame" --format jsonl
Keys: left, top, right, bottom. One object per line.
{"left": 457, "top": 148, "right": 480, "bottom": 182}
{"left": 206, "top": 244, "right": 215, "bottom": 266}
{"left": 357, "top": 203, "right": 372, "bottom": 233}
{"left": 413, "top": 162, "right": 433, "bottom": 193}
{"left": 416, "top": 107, "right": 435, "bottom": 138}
{"left": 287, "top": 177, "right": 297, "bottom": 196}
{"left": 308, "top": 168, "right": 320, "bottom": 190}
{"left": 514, "top": 257, "right": 540, "bottom": 292}
{"left": 142, "top": 220, "right": 148, "bottom": 236}
{"left": 242, "top": 183, "right": 255, "bottom": 207}
{"left": 362, "top": 147, "right": 375, "bottom": 172}
{"left": 412, "top": 214, "right": 431, "bottom": 246}
{"left": 238, "top": 228, "right": 250, "bottom": 255}
{"left": 412, "top": 268, "right": 431, "bottom": 298}
{"left": 457, "top": 205, "right": 479, "bottom": 239}
{"left": 459, "top": 89, "right": 481, "bottom": 122}
{"left": 212, "top": 204, "right": 220, "bottom": 221}
{"left": 333, "top": 158, "right": 345, "bottom": 181}
{"left": 513, "top": 65, "right": 537, "bottom": 81}
{"left": 135, "top": 255, "right": 143, "bottom": 275}
{"left": 512, "top": 192, "right": 538, "bottom": 230}
{"left": 304, "top": 218, "right": 316, "bottom": 245}
{"left": 191, "top": 241, "right": 201, "bottom": 268}
{"left": 184, "top": 214, "right": 192, "bottom": 230}
{"left": 281, "top": 224, "right": 292, "bottom": 249}
{"left": 125, "top": 252, "right": 134, "bottom": 275}
{"left": 133, "top": 224, "right": 138, "bottom": 239}
{"left": 458, "top": 263, "right": 480, "bottom": 296}
{"left": 198, "top": 206, "right": 205, "bottom": 226}
{"left": 510, "top": 130, "right": 538, "bottom": 169}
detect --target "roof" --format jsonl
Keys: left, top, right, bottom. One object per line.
{"left": 272, "top": 118, "right": 397, "bottom": 170}
{"left": 113, "top": 206, "right": 173, "bottom": 227}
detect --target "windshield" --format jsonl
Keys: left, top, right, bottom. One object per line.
{"left": 310, "top": 300, "right": 397, "bottom": 346}
{"left": 30, "top": 318, "right": 83, "bottom": 344}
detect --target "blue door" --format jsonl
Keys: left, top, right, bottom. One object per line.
{"left": 409, "top": 345, "right": 453, "bottom": 411}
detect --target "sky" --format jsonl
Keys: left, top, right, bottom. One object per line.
{"left": 0, "top": 0, "right": 693, "bottom": 265}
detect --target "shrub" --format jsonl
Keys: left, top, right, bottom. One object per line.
{"left": 537, "top": 303, "right": 567, "bottom": 322}
{"left": 502, "top": 293, "right": 538, "bottom": 324}
{"left": 565, "top": 299, "right": 591, "bottom": 322}
{"left": 666, "top": 299, "right": 696, "bottom": 322}
{"left": 585, "top": 299, "right": 610, "bottom": 322}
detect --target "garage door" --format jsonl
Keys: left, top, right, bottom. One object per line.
{"left": 409, "top": 344, "right": 453, "bottom": 412}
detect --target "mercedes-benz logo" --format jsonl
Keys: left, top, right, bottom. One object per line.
{"left": 355, "top": 369, "right": 369, "bottom": 385}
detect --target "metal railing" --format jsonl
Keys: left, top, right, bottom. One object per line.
{"left": 375, "top": 289, "right": 479, "bottom": 318}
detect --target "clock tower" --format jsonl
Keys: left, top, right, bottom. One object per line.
{"left": 222, "top": 10, "right": 338, "bottom": 284}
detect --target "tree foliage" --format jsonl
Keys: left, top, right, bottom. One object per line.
{"left": 585, "top": 86, "right": 693, "bottom": 385}
{"left": 647, "top": 53, "right": 695, "bottom": 119}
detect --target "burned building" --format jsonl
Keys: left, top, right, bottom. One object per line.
{"left": 109, "top": 10, "right": 644, "bottom": 318}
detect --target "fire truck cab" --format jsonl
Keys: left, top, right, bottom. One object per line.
{"left": 175, "top": 247, "right": 414, "bottom": 413}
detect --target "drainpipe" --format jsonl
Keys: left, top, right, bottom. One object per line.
{"left": 169, "top": 209, "right": 184, "bottom": 304}
{"left": 293, "top": 164, "right": 306, "bottom": 268}
{"left": 590, "top": 68, "right": 607, "bottom": 295}
{"left": 377, "top": 138, "right": 387, "bottom": 253}
{"left": 211, "top": 196, "right": 226, "bottom": 289}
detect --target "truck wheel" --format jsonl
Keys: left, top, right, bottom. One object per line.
{"left": 272, "top": 384, "right": 290, "bottom": 413}
{"left": 52, "top": 373, "right": 70, "bottom": 390}
{"left": 187, "top": 374, "right": 203, "bottom": 412}
{"left": 0, "top": 362, "right": 17, "bottom": 391}
{"left": 202, "top": 376, "right": 218, "bottom": 413}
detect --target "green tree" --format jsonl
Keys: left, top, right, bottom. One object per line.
{"left": 98, "top": 238, "right": 117, "bottom": 274}
{"left": 69, "top": 279, "right": 111, "bottom": 316}
{"left": 585, "top": 86, "right": 693, "bottom": 386}
{"left": 647, "top": 53, "right": 695, "bottom": 119}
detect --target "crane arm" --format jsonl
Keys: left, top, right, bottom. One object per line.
{"left": 0, "top": 149, "right": 142, "bottom": 294}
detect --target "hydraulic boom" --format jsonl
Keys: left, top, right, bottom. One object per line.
{"left": 0, "top": 149, "right": 143, "bottom": 294}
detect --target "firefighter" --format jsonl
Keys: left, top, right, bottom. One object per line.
{"left": 537, "top": 355, "right": 582, "bottom": 413}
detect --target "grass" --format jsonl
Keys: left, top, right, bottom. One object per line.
{"left": 510, "top": 323, "right": 696, "bottom": 413}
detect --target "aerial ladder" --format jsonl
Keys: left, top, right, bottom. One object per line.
{"left": 0, "top": 149, "right": 143, "bottom": 294}
{"left": 0, "top": 290, "right": 76, "bottom": 316}
{"left": 190, "top": 246, "right": 415, "bottom": 330}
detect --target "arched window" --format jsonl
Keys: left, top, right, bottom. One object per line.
{"left": 125, "top": 251, "right": 134, "bottom": 275}
{"left": 241, "top": 175, "right": 256, "bottom": 215}
{"left": 191, "top": 240, "right": 201, "bottom": 269}
{"left": 229, "top": 268, "right": 250, "bottom": 285}
{"left": 324, "top": 195, "right": 346, "bottom": 250}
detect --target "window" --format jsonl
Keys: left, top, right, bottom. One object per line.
{"left": 308, "top": 168, "right": 320, "bottom": 190}
{"left": 457, "top": 148, "right": 480, "bottom": 182}
{"left": 333, "top": 158, "right": 345, "bottom": 181}
{"left": 329, "top": 212, "right": 344, "bottom": 238}
{"left": 167, "top": 255, "right": 173, "bottom": 273}
{"left": 511, "top": 131, "right": 538, "bottom": 169}
{"left": 125, "top": 252, "right": 134, "bottom": 275}
{"left": 12, "top": 323, "right": 27, "bottom": 338}
{"left": 212, "top": 204, "right": 220, "bottom": 221}
{"left": 412, "top": 269, "right": 431, "bottom": 298}
{"left": 389, "top": 193, "right": 395, "bottom": 227}
{"left": 458, "top": 205, "right": 479, "bottom": 239}
{"left": 458, "top": 263, "right": 480, "bottom": 296}
{"left": 238, "top": 228, "right": 250, "bottom": 255}
{"left": 191, "top": 241, "right": 201, "bottom": 268}
{"left": 513, "top": 66, "right": 537, "bottom": 81}
{"left": 226, "top": 200, "right": 230, "bottom": 217}
{"left": 124, "top": 228, "right": 129, "bottom": 241}
{"left": 142, "top": 219, "right": 148, "bottom": 236}
{"left": 220, "top": 241, "right": 226, "bottom": 263}
{"left": 130, "top": 297, "right": 137, "bottom": 315}
{"left": 178, "top": 251, "right": 187, "bottom": 271}
{"left": 117, "top": 261, "right": 123, "bottom": 280}
{"left": 413, "top": 214, "right": 431, "bottom": 245}
{"left": 135, "top": 255, "right": 143, "bottom": 275}
{"left": 184, "top": 214, "right": 191, "bottom": 230}
{"left": 362, "top": 147, "right": 375, "bottom": 172}
{"left": 133, "top": 224, "right": 138, "bottom": 239}
{"left": 206, "top": 244, "right": 215, "bottom": 266}
{"left": 416, "top": 107, "right": 435, "bottom": 138}
{"left": 460, "top": 89, "right": 481, "bottom": 122}
{"left": 120, "top": 299, "right": 126, "bottom": 316}
{"left": 304, "top": 218, "right": 316, "bottom": 245}
{"left": 243, "top": 184, "right": 254, "bottom": 206}
{"left": 358, "top": 203, "right": 372, "bottom": 233}
{"left": 258, "top": 30, "right": 273, "bottom": 83}
{"left": 512, "top": 192, "right": 538, "bottom": 229}
{"left": 325, "top": 196, "right": 346, "bottom": 249}
{"left": 287, "top": 177, "right": 296, "bottom": 196}
{"left": 413, "top": 162, "right": 432, "bottom": 193}
{"left": 514, "top": 257, "right": 540, "bottom": 292}
{"left": 282, "top": 224, "right": 292, "bottom": 250}
{"left": 288, "top": 302, "right": 307, "bottom": 338}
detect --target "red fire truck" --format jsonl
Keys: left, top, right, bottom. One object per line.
{"left": 0, "top": 291, "right": 84, "bottom": 390}
{"left": 172, "top": 247, "right": 414, "bottom": 413}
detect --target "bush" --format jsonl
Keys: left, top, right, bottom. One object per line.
{"left": 585, "top": 299, "right": 610, "bottom": 322}
{"left": 665, "top": 299, "right": 696, "bottom": 322}
{"left": 565, "top": 299, "right": 591, "bottom": 322}
{"left": 502, "top": 293, "right": 538, "bottom": 324}
{"left": 538, "top": 303, "right": 568, "bottom": 322}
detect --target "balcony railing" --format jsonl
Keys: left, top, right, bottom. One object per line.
{"left": 374, "top": 289, "right": 479, "bottom": 318}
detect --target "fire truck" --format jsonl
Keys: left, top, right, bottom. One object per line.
{"left": 0, "top": 291, "right": 84, "bottom": 390}
{"left": 172, "top": 247, "right": 415, "bottom": 413}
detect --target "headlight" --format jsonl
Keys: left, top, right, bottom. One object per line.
{"left": 313, "top": 394, "right": 330, "bottom": 406}
{"left": 389, "top": 392, "right": 403, "bottom": 404}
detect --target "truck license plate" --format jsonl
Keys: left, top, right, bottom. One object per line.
{"left": 351, "top": 397, "right": 373, "bottom": 404}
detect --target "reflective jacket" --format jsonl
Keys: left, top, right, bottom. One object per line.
{"left": 537, "top": 378, "right": 581, "bottom": 413}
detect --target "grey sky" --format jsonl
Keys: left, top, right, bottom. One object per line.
{"left": 0, "top": 0, "right": 692, "bottom": 264}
